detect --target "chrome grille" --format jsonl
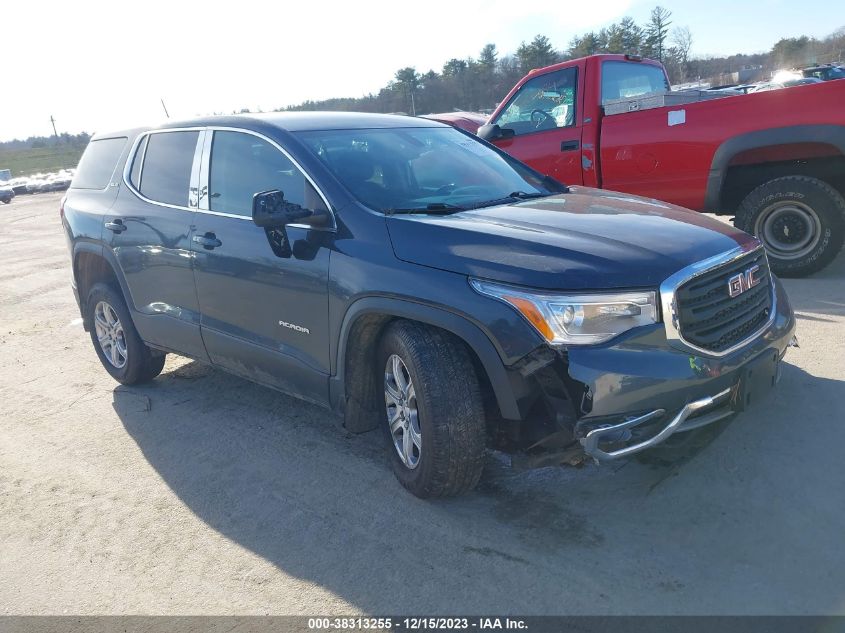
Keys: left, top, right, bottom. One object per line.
{"left": 674, "top": 249, "right": 773, "bottom": 354}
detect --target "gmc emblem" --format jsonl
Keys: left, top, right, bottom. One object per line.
{"left": 728, "top": 264, "right": 762, "bottom": 298}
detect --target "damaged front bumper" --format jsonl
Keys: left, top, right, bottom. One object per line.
{"left": 509, "top": 277, "right": 798, "bottom": 464}
{"left": 579, "top": 332, "right": 799, "bottom": 461}
{"left": 580, "top": 386, "right": 733, "bottom": 461}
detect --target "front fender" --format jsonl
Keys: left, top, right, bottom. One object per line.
{"left": 331, "top": 296, "right": 525, "bottom": 421}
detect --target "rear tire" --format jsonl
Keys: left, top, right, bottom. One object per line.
{"left": 377, "top": 321, "right": 486, "bottom": 498}
{"left": 85, "top": 283, "right": 165, "bottom": 384}
{"left": 734, "top": 176, "right": 845, "bottom": 277}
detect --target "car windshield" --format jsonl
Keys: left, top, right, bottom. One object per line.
{"left": 295, "top": 126, "right": 564, "bottom": 213}
{"left": 805, "top": 66, "right": 845, "bottom": 80}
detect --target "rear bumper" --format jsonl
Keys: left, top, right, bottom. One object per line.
{"left": 536, "top": 277, "right": 797, "bottom": 460}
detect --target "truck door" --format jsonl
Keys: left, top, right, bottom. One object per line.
{"left": 190, "top": 129, "right": 332, "bottom": 406}
{"left": 489, "top": 65, "right": 584, "bottom": 186}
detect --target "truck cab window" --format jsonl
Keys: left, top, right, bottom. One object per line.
{"left": 491, "top": 67, "right": 577, "bottom": 136}
{"left": 601, "top": 61, "right": 670, "bottom": 104}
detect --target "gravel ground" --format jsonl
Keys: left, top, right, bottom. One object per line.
{"left": 1, "top": 192, "right": 844, "bottom": 615}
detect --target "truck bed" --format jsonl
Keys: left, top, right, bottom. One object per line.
{"left": 598, "top": 80, "right": 845, "bottom": 211}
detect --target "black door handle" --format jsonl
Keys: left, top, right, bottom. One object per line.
{"left": 104, "top": 219, "right": 127, "bottom": 233}
{"left": 193, "top": 232, "right": 222, "bottom": 250}
{"left": 561, "top": 140, "right": 580, "bottom": 152}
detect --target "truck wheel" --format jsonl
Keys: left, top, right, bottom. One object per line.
{"left": 85, "top": 283, "right": 166, "bottom": 384}
{"left": 735, "top": 176, "right": 845, "bottom": 277}
{"left": 377, "top": 321, "right": 486, "bottom": 498}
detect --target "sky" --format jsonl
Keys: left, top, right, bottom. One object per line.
{"left": 0, "top": 0, "right": 839, "bottom": 141}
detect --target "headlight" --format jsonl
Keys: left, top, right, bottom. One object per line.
{"left": 469, "top": 279, "right": 658, "bottom": 345}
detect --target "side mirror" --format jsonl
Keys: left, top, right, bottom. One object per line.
{"left": 477, "top": 123, "right": 515, "bottom": 142}
{"left": 252, "top": 190, "right": 312, "bottom": 228}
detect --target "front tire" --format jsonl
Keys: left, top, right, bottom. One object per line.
{"left": 85, "top": 283, "right": 165, "bottom": 384}
{"left": 735, "top": 176, "right": 845, "bottom": 277}
{"left": 377, "top": 321, "right": 486, "bottom": 498}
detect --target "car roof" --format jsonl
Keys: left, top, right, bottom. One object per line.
{"left": 181, "top": 112, "right": 449, "bottom": 132}
{"left": 89, "top": 126, "right": 151, "bottom": 142}
{"left": 91, "top": 112, "right": 447, "bottom": 142}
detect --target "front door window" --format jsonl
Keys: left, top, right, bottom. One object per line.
{"left": 492, "top": 67, "right": 577, "bottom": 136}
{"left": 208, "top": 131, "right": 326, "bottom": 216}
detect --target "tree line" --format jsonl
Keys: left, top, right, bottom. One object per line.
{"left": 0, "top": 132, "right": 90, "bottom": 151}
{"left": 283, "top": 8, "right": 844, "bottom": 116}
{"left": 282, "top": 7, "right": 686, "bottom": 116}
{"left": 4, "top": 14, "right": 843, "bottom": 148}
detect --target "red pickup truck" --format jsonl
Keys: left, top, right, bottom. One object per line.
{"left": 476, "top": 54, "right": 845, "bottom": 277}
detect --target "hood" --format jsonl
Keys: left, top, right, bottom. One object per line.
{"left": 385, "top": 187, "right": 758, "bottom": 290}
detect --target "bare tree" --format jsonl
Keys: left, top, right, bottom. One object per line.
{"left": 672, "top": 26, "right": 693, "bottom": 63}
{"left": 671, "top": 26, "right": 693, "bottom": 82}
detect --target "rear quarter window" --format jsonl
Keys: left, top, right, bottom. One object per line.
{"left": 72, "top": 137, "right": 128, "bottom": 190}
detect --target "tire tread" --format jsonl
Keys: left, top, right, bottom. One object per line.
{"left": 86, "top": 282, "right": 165, "bottom": 385}
{"left": 380, "top": 321, "right": 486, "bottom": 498}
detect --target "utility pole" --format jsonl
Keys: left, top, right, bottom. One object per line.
{"left": 49, "top": 115, "right": 58, "bottom": 137}
{"left": 160, "top": 98, "right": 170, "bottom": 119}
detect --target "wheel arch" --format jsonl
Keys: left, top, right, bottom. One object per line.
{"left": 73, "top": 243, "right": 134, "bottom": 328}
{"left": 704, "top": 125, "right": 845, "bottom": 213}
{"left": 332, "top": 297, "right": 523, "bottom": 433}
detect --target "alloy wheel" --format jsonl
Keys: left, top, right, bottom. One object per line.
{"left": 94, "top": 300, "right": 128, "bottom": 369}
{"left": 384, "top": 354, "right": 421, "bottom": 469}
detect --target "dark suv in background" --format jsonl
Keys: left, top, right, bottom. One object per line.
{"left": 62, "top": 113, "right": 797, "bottom": 498}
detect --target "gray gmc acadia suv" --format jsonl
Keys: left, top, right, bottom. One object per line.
{"left": 62, "top": 113, "right": 797, "bottom": 497}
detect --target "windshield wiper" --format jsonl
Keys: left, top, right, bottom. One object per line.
{"left": 387, "top": 202, "right": 466, "bottom": 215}
{"left": 466, "top": 191, "right": 551, "bottom": 210}
{"left": 508, "top": 191, "right": 550, "bottom": 200}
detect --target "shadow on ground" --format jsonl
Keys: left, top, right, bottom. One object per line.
{"left": 113, "top": 350, "right": 845, "bottom": 613}
{"left": 780, "top": 248, "right": 845, "bottom": 321}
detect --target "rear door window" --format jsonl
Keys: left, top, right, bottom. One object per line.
{"left": 72, "top": 137, "right": 128, "bottom": 190}
{"left": 139, "top": 131, "right": 199, "bottom": 207}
